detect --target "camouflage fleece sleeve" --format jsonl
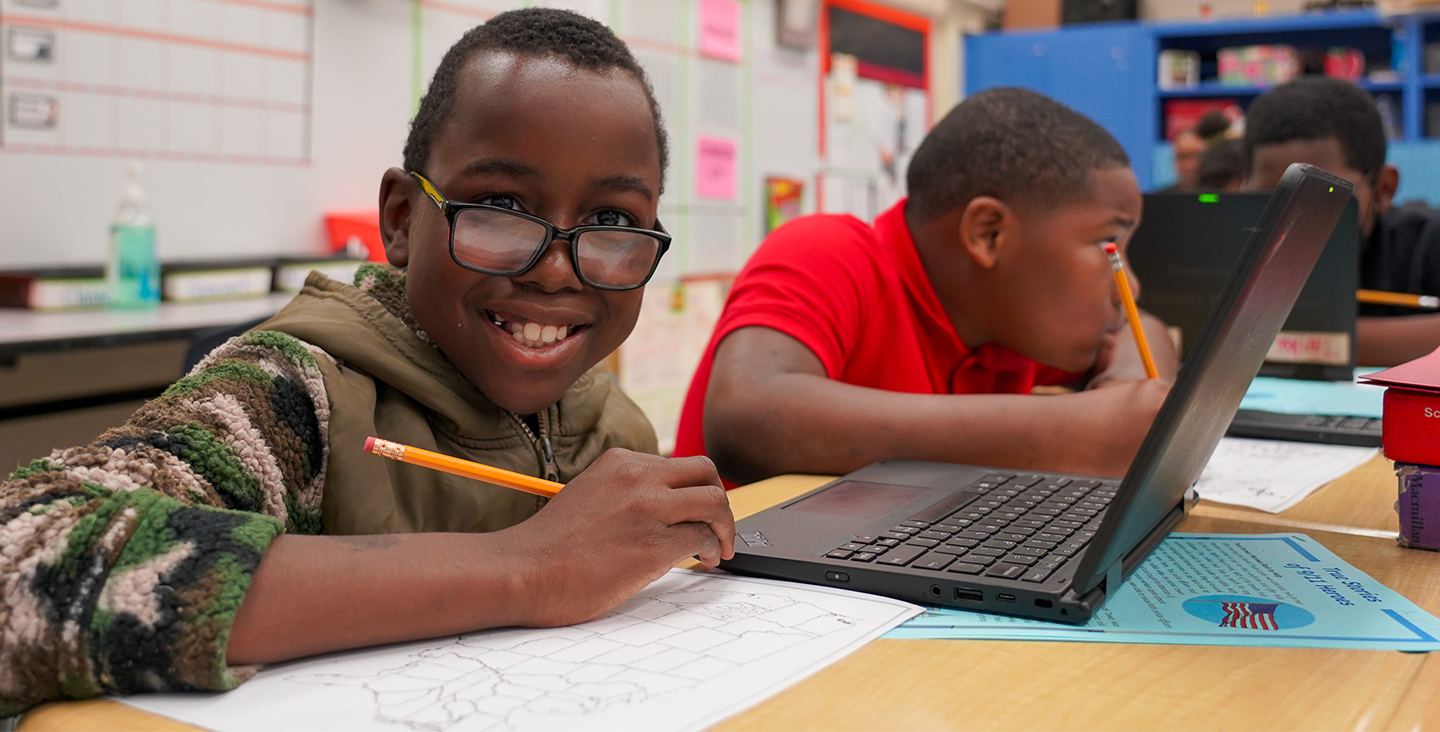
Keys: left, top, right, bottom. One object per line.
{"left": 0, "top": 330, "right": 331, "bottom": 715}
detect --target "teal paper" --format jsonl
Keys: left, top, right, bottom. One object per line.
{"left": 1239, "top": 372, "right": 1385, "bottom": 419}
{"left": 887, "top": 533, "right": 1440, "bottom": 650}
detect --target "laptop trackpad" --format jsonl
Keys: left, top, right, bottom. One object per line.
{"left": 783, "top": 481, "right": 930, "bottom": 519}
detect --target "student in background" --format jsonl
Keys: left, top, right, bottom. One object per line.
{"left": 675, "top": 88, "right": 1178, "bottom": 486}
{"left": 1197, "top": 139, "right": 1246, "bottom": 191}
{"left": 0, "top": 9, "right": 733, "bottom": 713}
{"left": 1245, "top": 76, "right": 1440, "bottom": 366}
{"left": 1170, "top": 127, "right": 1207, "bottom": 190}
{"left": 1168, "top": 110, "right": 1233, "bottom": 190}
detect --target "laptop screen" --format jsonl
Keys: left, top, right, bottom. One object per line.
{"left": 1127, "top": 192, "right": 1359, "bottom": 381}
{"left": 1071, "top": 165, "right": 1354, "bottom": 593}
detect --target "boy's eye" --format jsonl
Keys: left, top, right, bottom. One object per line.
{"left": 478, "top": 194, "right": 521, "bottom": 211}
{"left": 588, "top": 209, "right": 635, "bottom": 228}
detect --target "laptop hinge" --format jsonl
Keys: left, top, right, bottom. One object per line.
{"left": 1105, "top": 560, "right": 1123, "bottom": 596}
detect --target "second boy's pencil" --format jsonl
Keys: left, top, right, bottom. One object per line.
{"left": 1357, "top": 289, "right": 1440, "bottom": 310}
{"left": 364, "top": 437, "right": 563, "bottom": 498}
{"left": 1104, "top": 242, "right": 1159, "bottom": 380}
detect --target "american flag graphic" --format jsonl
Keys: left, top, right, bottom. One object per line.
{"left": 1219, "top": 602, "right": 1280, "bottom": 630}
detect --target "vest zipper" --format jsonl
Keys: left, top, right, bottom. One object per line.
{"left": 511, "top": 410, "right": 560, "bottom": 483}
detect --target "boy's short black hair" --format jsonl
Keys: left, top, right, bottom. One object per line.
{"left": 403, "top": 8, "right": 669, "bottom": 192}
{"left": 906, "top": 88, "right": 1130, "bottom": 221}
{"left": 1244, "top": 76, "right": 1386, "bottom": 179}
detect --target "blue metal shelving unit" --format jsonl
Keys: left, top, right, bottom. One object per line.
{"left": 965, "top": 10, "right": 1440, "bottom": 199}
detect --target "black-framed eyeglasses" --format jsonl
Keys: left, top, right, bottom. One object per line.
{"left": 411, "top": 172, "right": 670, "bottom": 291}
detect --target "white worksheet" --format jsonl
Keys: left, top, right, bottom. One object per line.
{"left": 1194, "top": 437, "right": 1379, "bottom": 513}
{"left": 120, "top": 570, "right": 919, "bottom": 732}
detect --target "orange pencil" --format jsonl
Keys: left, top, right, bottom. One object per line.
{"left": 1104, "top": 242, "right": 1159, "bottom": 380}
{"left": 364, "top": 436, "right": 562, "bottom": 498}
{"left": 1357, "top": 289, "right": 1440, "bottom": 310}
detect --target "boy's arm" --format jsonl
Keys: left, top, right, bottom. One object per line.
{"left": 1357, "top": 314, "right": 1440, "bottom": 366}
{"left": 703, "top": 326, "right": 1169, "bottom": 486}
{"left": 0, "top": 330, "right": 325, "bottom": 714}
{"left": 1084, "top": 310, "right": 1180, "bottom": 389}
{"left": 0, "top": 331, "right": 733, "bottom": 713}
{"left": 228, "top": 451, "right": 732, "bottom": 664}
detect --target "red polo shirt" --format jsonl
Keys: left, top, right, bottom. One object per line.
{"left": 673, "top": 199, "right": 1075, "bottom": 475}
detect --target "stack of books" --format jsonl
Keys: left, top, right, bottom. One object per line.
{"left": 1362, "top": 349, "right": 1440, "bottom": 550}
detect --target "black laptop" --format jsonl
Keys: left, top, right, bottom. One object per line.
{"left": 1128, "top": 191, "right": 1378, "bottom": 447}
{"left": 718, "top": 165, "right": 1353, "bottom": 623}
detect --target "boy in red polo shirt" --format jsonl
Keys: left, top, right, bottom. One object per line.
{"left": 675, "top": 88, "right": 1178, "bottom": 486}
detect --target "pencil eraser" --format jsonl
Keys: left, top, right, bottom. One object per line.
{"left": 364, "top": 436, "right": 375, "bottom": 453}
{"left": 1103, "top": 242, "right": 1119, "bottom": 254}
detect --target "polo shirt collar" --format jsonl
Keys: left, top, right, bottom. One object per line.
{"left": 876, "top": 199, "right": 960, "bottom": 344}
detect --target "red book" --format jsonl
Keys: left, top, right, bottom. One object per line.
{"left": 1362, "top": 348, "right": 1440, "bottom": 465}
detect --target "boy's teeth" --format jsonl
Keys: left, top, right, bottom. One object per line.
{"left": 502, "top": 317, "right": 576, "bottom": 348}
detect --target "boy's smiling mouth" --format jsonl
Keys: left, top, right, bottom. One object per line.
{"left": 487, "top": 309, "right": 588, "bottom": 349}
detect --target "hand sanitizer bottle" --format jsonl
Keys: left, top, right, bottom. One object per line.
{"left": 108, "top": 162, "right": 160, "bottom": 308}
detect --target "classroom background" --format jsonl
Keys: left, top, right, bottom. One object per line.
{"left": 4, "top": 0, "right": 1440, "bottom": 463}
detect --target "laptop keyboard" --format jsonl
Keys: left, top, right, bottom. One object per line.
{"left": 1303, "top": 415, "right": 1381, "bottom": 432}
{"left": 823, "top": 472, "right": 1119, "bottom": 583}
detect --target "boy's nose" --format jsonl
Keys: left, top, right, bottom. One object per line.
{"left": 513, "top": 237, "right": 584, "bottom": 293}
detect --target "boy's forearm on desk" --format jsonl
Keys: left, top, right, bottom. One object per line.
{"left": 1357, "top": 315, "right": 1440, "bottom": 367}
{"left": 706, "top": 327, "right": 1165, "bottom": 484}
{"left": 707, "top": 373, "right": 1156, "bottom": 484}
{"left": 227, "top": 532, "right": 527, "bottom": 666}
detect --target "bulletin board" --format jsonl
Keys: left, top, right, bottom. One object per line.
{"left": 817, "top": 0, "right": 931, "bottom": 221}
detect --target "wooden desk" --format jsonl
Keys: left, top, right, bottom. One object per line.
{"left": 21, "top": 469, "right": 1440, "bottom": 732}
{"left": 1192, "top": 454, "right": 1400, "bottom": 537}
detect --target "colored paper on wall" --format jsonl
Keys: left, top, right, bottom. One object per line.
{"left": 699, "top": 0, "right": 742, "bottom": 62}
{"left": 696, "top": 136, "right": 738, "bottom": 200}
{"left": 764, "top": 176, "right": 804, "bottom": 232}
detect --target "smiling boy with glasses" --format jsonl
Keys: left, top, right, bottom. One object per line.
{"left": 0, "top": 8, "right": 733, "bottom": 713}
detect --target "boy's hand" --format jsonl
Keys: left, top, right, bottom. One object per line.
{"left": 507, "top": 449, "right": 735, "bottom": 628}
{"left": 1085, "top": 378, "right": 1170, "bottom": 476}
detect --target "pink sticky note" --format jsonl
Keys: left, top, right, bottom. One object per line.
{"left": 695, "top": 136, "right": 737, "bottom": 200}
{"left": 699, "top": 0, "right": 741, "bottom": 63}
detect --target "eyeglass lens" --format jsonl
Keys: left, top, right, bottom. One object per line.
{"left": 451, "top": 208, "right": 661, "bottom": 288}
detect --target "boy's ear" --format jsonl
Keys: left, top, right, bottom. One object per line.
{"left": 378, "top": 167, "right": 414, "bottom": 268}
{"left": 1373, "top": 163, "right": 1399, "bottom": 215}
{"left": 957, "top": 196, "right": 1013, "bottom": 270}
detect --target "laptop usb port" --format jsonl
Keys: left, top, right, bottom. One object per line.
{"left": 997, "top": 593, "right": 1016, "bottom": 603}
{"left": 954, "top": 588, "right": 982, "bottom": 603}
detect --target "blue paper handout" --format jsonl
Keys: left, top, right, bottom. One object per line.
{"left": 888, "top": 533, "right": 1440, "bottom": 650}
